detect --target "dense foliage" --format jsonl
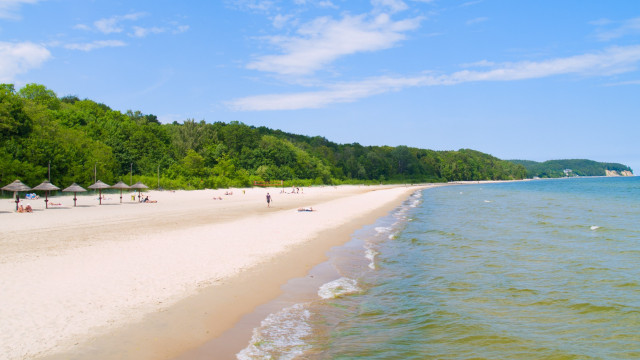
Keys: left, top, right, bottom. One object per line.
{"left": 510, "top": 159, "right": 633, "bottom": 178}
{"left": 1, "top": 83, "right": 529, "bottom": 190}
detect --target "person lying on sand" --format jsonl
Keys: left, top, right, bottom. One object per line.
{"left": 25, "top": 204, "right": 33, "bottom": 212}
{"left": 297, "top": 207, "right": 314, "bottom": 212}
{"left": 17, "top": 204, "right": 24, "bottom": 213}
{"left": 142, "top": 196, "right": 157, "bottom": 203}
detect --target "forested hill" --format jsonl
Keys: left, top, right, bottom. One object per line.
{"left": 510, "top": 159, "right": 633, "bottom": 178}
{"left": 1, "top": 83, "right": 529, "bottom": 189}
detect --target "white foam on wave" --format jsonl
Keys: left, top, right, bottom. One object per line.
{"left": 236, "top": 303, "right": 311, "bottom": 360}
{"left": 365, "top": 246, "right": 379, "bottom": 269}
{"left": 318, "top": 277, "right": 361, "bottom": 299}
{"left": 590, "top": 225, "right": 601, "bottom": 231}
{"left": 375, "top": 226, "right": 392, "bottom": 234}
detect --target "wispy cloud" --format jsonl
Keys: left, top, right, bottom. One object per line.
{"left": 372, "top": 0, "right": 408, "bottom": 14}
{"left": 593, "top": 16, "right": 640, "bottom": 41}
{"left": 230, "top": 0, "right": 276, "bottom": 13}
{"left": 272, "top": 13, "right": 293, "bottom": 28}
{"left": 64, "top": 40, "right": 126, "bottom": 51}
{"left": 173, "top": 25, "right": 190, "bottom": 34}
{"left": 0, "top": 41, "right": 51, "bottom": 82}
{"left": 130, "top": 26, "right": 164, "bottom": 38}
{"left": 247, "top": 13, "right": 422, "bottom": 76}
{"left": 230, "top": 45, "right": 640, "bottom": 110}
{"left": 75, "top": 13, "right": 188, "bottom": 38}
{"left": 228, "top": 75, "right": 423, "bottom": 110}
{"left": 0, "top": 0, "right": 41, "bottom": 20}
{"left": 466, "top": 16, "right": 488, "bottom": 25}
{"left": 604, "top": 79, "right": 640, "bottom": 87}
{"left": 92, "top": 12, "right": 146, "bottom": 34}
{"left": 459, "top": 0, "right": 482, "bottom": 7}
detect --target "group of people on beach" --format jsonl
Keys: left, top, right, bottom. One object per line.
{"left": 16, "top": 203, "right": 33, "bottom": 213}
{"left": 280, "top": 186, "right": 303, "bottom": 194}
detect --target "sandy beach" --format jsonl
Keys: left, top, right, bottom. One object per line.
{"left": 0, "top": 184, "right": 434, "bottom": 360}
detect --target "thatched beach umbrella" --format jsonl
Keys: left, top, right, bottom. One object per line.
{"left": 32, "top": 180, "right": 60, "bottom": 209}
{"left": 111, "top": 181, "right": 130, "bottom": 203}
{"left": 88, "top": 180, "right": 111, "bottom": 205}
{"left": 63, "top": 183, "right": 87, "bottom": 207}
{"left": 130, "top": 181, "right": 149, "bottom": 202}
{"left": 2, "top": 180, "right": 31, "bottom": 211}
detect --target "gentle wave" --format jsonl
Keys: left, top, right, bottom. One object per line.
{"left": 318, "top": 277, "right": 361, "bottom": 299}
{"left": 374, "top": 226, "right": 392, "bottom": 234}
{"left": 236, "top": 304, "right": 311, "bottom": 360}
{"left": 364, "top": 246, "right": 378, "bottom": 270}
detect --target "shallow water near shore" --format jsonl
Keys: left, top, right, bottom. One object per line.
{"left": 237, "top": 177, "right": 640, "bottom": 359}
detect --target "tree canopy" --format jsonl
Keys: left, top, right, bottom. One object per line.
{"left": 1, "top": 83, "right": 534, "bottom": 189}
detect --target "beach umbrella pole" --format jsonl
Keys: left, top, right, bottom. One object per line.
{"left": 14, "top": 192, "right": 18, "bottom": 211}
{"left": 45, "top": 191, "right": 49, "bottom": 209}
{"left": 74, "top": 193, "right": 77, "bottom": 207}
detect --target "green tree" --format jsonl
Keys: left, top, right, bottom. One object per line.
{"left": 18, "top": 83, "right": 61, "bottom": 110}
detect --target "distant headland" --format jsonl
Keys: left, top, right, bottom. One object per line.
{"left": 509, "top": 159, "right": 633, "bottom": 179}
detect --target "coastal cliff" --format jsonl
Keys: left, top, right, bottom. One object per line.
{"left": 606, "top": 170, "right": 634, "bottom": 177}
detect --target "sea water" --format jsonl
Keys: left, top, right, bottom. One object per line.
{"left": 237, "top": 177, "right": 640, "bottom": 359}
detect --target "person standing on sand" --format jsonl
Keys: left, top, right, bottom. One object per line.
{"left": 266, "top": 192, "right": 271, "bottom": 207}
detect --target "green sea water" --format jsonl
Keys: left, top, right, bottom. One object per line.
{"left": 238, "top": 177, "right": 640, "bottom": 359}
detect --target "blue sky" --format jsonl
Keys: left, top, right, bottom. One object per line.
{"left": 2, "top": 0, "right": 640, "bottom": 172}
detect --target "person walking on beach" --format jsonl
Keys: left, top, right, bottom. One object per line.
{"left": 266, "top": 192, "right": 272, "bottom": 207}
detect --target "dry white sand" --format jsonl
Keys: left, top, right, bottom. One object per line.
{"left": 0, "top": 184, "right": 430, "bottom": 359}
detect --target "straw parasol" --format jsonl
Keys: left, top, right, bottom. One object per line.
{"left": 88, "top": 180, "right": 111, "bottom": 205}
{"left": 111, "top": 181, "right": 130, "bottom": 203}
{"left": 2, "top": 180, "right": 31, "bottom": 211}
{"left": 63, "top": 183, "right": 87, "bottom": 207}
{"left": 130, "top": 181, "right": 149, "bottom": 202}
{"left": 32, "top": 180, "right": 60, "bottom": 209}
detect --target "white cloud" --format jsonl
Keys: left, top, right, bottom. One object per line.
{"left": 604, "top": 79, "right": 640, "bottom": 86}
{"left": 0, "top": 41, "right": 51, "bottom": 82}
{"left": 461, "top": 60, "right": 495, "bottom": 68}
{"left": 459, "top": 0, "right": 482, "bottom": 7}
{"left": 230, "top": 45, "right": 640, "bottom": 110}
{"left": 73, "top": 23, "right": 91, "bottom": 31}
{"left": 173, "top": 25, "right": 190, "bottom": 34}
{"left": 466, "top": 16, "right": 488, "bottom": 25}
{"left": 317, "top": 1, "right": 338, "bottom": 8}
{"left": 94, "top": 12, "right": 146, "bottom": 34}
{"left": 64, "top": 40, "right": 126, "bottom": 51}
{"left": 131, "top": 26, "right": 165, "bottom": 38}
{"left": 0, "top": 0, "right": 40, "bottom": 19}
{"left": 372, "top": 0, "right": 408, "bottom": 13}
{"left": 247, "top": 13, "right": 422, "bottom": 76}
{"left": 272, "top": 13, "right": 292, "bottom": 29}
{"left": 445, "top": 45, "right": 640, "bottom": 81}
{"left": 228, "top": 75, "right": 423, "bottom": 110}
{"left": 232, "top": 0, "right": 275, "bottom": 12}
{"left": 594, "top": 16, "right": 640, "bottom": 41}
